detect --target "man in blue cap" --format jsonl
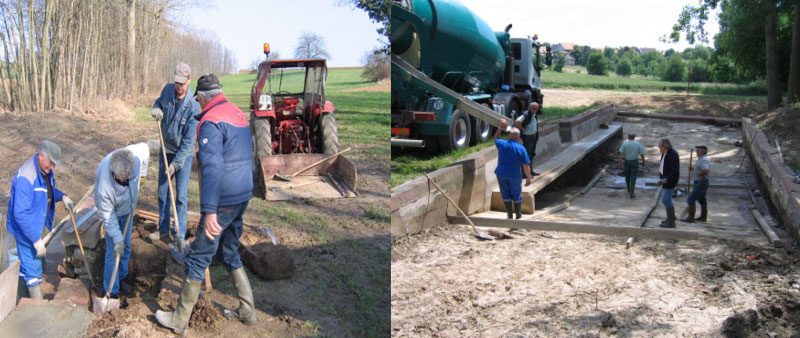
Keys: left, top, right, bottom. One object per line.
{"left": 6, "top": 140, "right": 73, "bottom": 300}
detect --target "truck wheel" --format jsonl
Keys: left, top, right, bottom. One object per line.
{"left": 438, "top": 109, "right": 470, "bottom": 152}
{"left": 320, "top": 113, "right": 339, "bottom": 155}
{"left": 470, "top": 103, "right": 492, "bottom": 145}
{"left": 251, "top": 116, "right": 272, "bottom": 198}
{"left": 507, "top": 99, "right": 522, "bottom": 120}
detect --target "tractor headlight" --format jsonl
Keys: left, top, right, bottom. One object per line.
{"left": 258, "top": 94, "right": 273, "bottom": 111}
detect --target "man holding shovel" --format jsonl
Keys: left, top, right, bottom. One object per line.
{"left": 156, "top": 74, "right": 256, "bottom": 334}
{"left": 681, "top": 145, "right": 711, "bottom": 223}
{"left": 151, "top": 62, "right": 200, "bottom": 244}
{"left": 95, "top": 148, "right": 141, "bottom": 298}
{"left": 5, "top": 140, "right": 74, "bottom": 300}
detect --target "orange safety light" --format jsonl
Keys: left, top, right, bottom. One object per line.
{"left": 263, "top": 43, "right": 271, "bottom": 56}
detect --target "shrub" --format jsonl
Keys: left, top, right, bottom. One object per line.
{"left": 554, "top": 56, "right": 566, "bottom": 72}
{"left": 586, "top": 52, "right": 609, "bottom": 76}
{"left": 660, "top": 55, "right": 686, "bottom": 82}
{"left": 615, "top": 59, "right": 633, "bottom": 77}
{"left": 361, "top": 50, "right": 389, "bottom": 82}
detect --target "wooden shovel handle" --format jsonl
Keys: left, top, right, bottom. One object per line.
{"left": 290, "top": 148, "right": 351, "bottom": 177}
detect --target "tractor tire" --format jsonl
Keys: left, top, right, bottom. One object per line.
{"left": 437, "top": 109, "right": 471, "bottom": 153}
{"left": 320, "top": 113, "right": 339, "bottom": 155}
{"left": 470, "top": 103, "right": 492, "bottom": 145}
{"left": 251, "top": 116, "right": 272, "bottom": 198}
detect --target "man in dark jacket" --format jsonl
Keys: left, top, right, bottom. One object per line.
{"left": 657, "top": 138, "right": 680, "bottom": 228}
{"left": 150, "top": 62, "right": 201, "bottom": 243}
{"left": 155, "top": 74, "right": 255, "bottom": 334}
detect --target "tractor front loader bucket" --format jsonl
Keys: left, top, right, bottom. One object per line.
{"left": 259, "top": 154, "right": 357, "bottom": 201}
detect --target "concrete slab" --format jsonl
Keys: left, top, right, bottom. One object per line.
{"left": 52, "top": 277, "right": 91, "bottom": 308}
{"left": 0, "top": 302, "right": 92, "bottom": 338}
{"left": 491, "top": 124, "right": 623, "bottom": 213}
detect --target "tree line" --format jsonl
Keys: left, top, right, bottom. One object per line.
{"left": 0, "top": 0, "right": 237, "bottom": 112}
{"left": 667, "top": 0, "right": 800, "bottom": 110}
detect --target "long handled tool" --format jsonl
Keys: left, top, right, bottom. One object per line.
{"left": 67, "top": 206, "right": 97, "bottom": 295}
{"left": 156, "top": 121, "right": 185, "bottom": 249}
{"left": 274, "top": 148, "right": 351, "bottom": 181}
{"left": 424, "top": 173, "right": 495, "bottom": 240}
{"left": 680, "top": 149, "right": 694, "bottom": 219}
{"left": 92, "top": 209, "right": 134, "bottom": 314}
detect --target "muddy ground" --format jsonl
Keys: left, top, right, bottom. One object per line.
{"left": 0, "top": 96, "right": 390, "bottom": 337}
{"left": 392, "top": 92, "right": 800, "bottom": 337}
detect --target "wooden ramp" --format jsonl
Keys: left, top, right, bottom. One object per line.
{"left": 490, "top": 124, "right": 622, "bottom": 213}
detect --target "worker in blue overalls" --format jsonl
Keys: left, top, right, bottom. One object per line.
{"left": 6, "top": 140, "right": 73, "bottom": 300}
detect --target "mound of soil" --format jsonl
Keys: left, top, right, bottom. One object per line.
{"left": 722, "top": 290, "right": 800, "bottom": 338}
{"left": 156, "top": 288, "right": 221, "bottom": 331}
{"left": 240, "top": 242, "right": 295, "bottom": 280}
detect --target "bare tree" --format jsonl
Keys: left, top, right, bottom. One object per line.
{"left": 293, "top": 32, "right": 330, "bottom": 59}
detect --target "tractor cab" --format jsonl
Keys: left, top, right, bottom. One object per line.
{"left": 249, "top": 43, "right": 352, "bottom": 201}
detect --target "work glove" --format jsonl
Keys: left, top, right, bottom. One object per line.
{"left": 152, "top": 107, "right": 163, "bottom": 120}
{"left": 34, "top": 239, "right": 46, "bottom": 257}
{"left": 166, "top": 163, "right": 176, "bottom": 177}
{"left": 62, "top": 195, "right": 74, "bottom": 212}
{"left": 113, "top": 241, "right": 125, "bottom": 256}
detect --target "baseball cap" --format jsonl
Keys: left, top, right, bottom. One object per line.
{"left": 695, "top": 145, "right": 708, "bottom": 151}
{"left": 196, "top": 74, "right": 222, "bottom": 92}
{"left": 40, "top": 140, "right": 61, "bottom": 166}
{"left": 174, "top": 62, "right": 191, "bottom": 83}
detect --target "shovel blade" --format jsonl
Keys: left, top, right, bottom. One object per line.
{"left": 475, "top": 231, "right": 495, "bottom": 241}
{"left": 92, "top": 296, "right": 119, "bottom": 314}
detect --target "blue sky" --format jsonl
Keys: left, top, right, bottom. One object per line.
{"left": 459, "top": 0, "right": 719, "bottom": 52}
{"left": 180, "top": 0, "right": 383, "bottom": 69}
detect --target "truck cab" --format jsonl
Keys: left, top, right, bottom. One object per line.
{"left": 510, "top": 36, "right": 551, "bottom": 106}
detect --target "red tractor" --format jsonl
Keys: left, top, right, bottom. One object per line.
{"left": 250, "top": 43, "right": 354, "bottom": 200}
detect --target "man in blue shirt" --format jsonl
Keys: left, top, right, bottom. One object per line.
{"left": 494, "top": 119, "right": 533, "bottom": 219}
{"left": 150, "top": 62, "right": 200, "bottom": 243}
{"left": 6, "top": 140, "right": 74, "bottom": 300}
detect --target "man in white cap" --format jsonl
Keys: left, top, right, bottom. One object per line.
{"left": 5, "top": 140, "right": 73, "bottom": 300}
{"left": 150, "top": 62, "right": 200, "bottom": 244}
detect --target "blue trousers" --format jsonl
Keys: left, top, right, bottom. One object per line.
{"left": 158, "top": 152, "right": 192, "bottom": 240}
{"left": 497, "top": 175, "right": 523, "bottom": 203}
{"left": 15, "top": 237, "right": 43, "bottom": 287}
{"left": 661, "top": 187, "right": 675, "bottom": 209}
{"left": 103, "top": 214, "right": 133, "bottom": 297}
{"left": 687, "top": 179, "right": 709, "bottom": 204}
{"left": 184, "top": 201, "right": 249, "bottom": 282}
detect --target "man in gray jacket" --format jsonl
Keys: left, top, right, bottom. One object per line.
{"left": 95, "top": 148, "right": 141, "bottom": 297}
{"left": 151, "top": 62, "right": 200, "bottom": 243}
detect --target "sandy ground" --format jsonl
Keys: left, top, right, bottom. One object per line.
{"left": 391, "top": 116, "right": 800, "bottom": 337}
{"left": 0, "top": 96, "right": 390, "bottom": 337}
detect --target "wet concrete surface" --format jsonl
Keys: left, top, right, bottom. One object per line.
{"left": 0, "top": 301, "right": 93, "bottom": 338}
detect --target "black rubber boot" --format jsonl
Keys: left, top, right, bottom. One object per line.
{"left": 503, "top": 202, "right": 513, "bottom": 219}
{"left": 697, "top": 203, "right": 708, "bottom": 222}
{"left": 660, "top": 208, "right": 677, "bottom": 228}
{"left": 681, "top": 203, "right": 696, "bottom": 223}
{"left": 223, "top": 268, "right": 257, "bottom": 325}
{"left": 155, "top": 278, "right": 202, "bottom": 335}
{"left": 513, "top": 202, "right": 522, "bottom": 219}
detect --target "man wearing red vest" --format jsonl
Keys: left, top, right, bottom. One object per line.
{"left": 156, "top": 74, "right": 256, "bottom": 334}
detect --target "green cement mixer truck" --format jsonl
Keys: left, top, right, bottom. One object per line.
{"left": 391, "top": 0, "right": 552, "bottom": 152}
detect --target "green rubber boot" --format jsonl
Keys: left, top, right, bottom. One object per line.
{"left": 223, "top": 268, "right": 257, "bottom": 325}
{"left": 155, "top": 278, "right": 202, "bottom": 335}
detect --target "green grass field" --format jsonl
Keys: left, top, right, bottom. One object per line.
{"left": 543, "top": 66, "right": 766, "bottom": 96}
{"left": 390, "top": 104, "right": 599, "bottom": 187}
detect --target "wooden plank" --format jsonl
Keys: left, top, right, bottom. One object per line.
{"left": 529, "top": 202, "right": 569, "bottom": 220}
{"left": 449, "top": 216, "right": 706, "bottom": 241}
{"left": 581, "top": 165, "right": 608, "bottom": 195}
{"left": 751, "top": 208, "right": 781, "bottom": 246}
{"left": 0, "top": 260, "right": 20, "bottom": 323}
{"left": 637, "top": 186, "right": 663, "bottom": 228}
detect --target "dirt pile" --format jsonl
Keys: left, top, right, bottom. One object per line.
{"left": 239, "top": 232, "right": 295, "bottom": 280}
{"left": 156, "top": 288, "right": 222, "bottom": 331}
